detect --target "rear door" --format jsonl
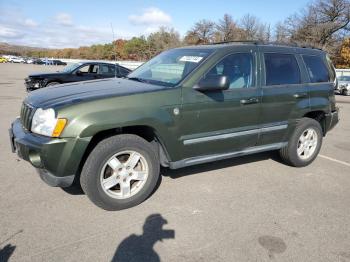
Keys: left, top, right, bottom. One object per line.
{"left": 302, "top": 54, "right": 336, "bottom": 112}
{"left": 99, "top": 64, "right": 117, "bottom": 78}
{"left": 258, "top": 49, "right": 310, "bottom": 146}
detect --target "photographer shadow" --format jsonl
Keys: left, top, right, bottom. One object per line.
{"left": 112, "top": 214, "right": 175, "bottom": 262}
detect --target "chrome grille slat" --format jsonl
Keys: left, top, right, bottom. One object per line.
{"left": 20, "top": 103, "right": 34, "bottom": 131}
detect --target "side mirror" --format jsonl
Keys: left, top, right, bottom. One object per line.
{"left": 75, "top": 70, "right": 83, "bottom": 76}
{"left": 194, "top": 75, "right": 230, "bottom": 91}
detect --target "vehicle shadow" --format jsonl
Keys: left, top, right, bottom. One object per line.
{"left": 112, "top": 213, "right": 175, "bottom": 262}
{"left": 61, "top": 151, "right": 282, "bottom": 196}
{"left": 163, "top": 151, "right": 282, "bottom": 179}
{"left": 0, "top": 244, "right": 16, "bottom": 262}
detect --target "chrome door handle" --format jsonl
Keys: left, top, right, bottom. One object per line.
{"left": 293, "top": 93, "right": 308, "bottom": 99}
{"left": 240, "top": 97, "right": 259, "bottom": 105}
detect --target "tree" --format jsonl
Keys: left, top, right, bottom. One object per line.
{"left": 239, "top": 14, "right": 271, "bottom": 41}
{"left": 216, "top": 14, "right": 240, "bottom": 41}
{"left": 184, "top": 19, "right": 216, "bottom": 44}
{"left": 147, "top": 27, "right": 181, "bottom": 56}
{"left": 124, "top": 37, "right": 148, "bottom": 60}
{"left": 337, "top": 37, "right": 350, "bottom": 67}
{"left": 277, "top": 0, "right": 350, "bottom": 52}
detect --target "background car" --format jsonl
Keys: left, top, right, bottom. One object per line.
{"left": 337, "top": 75, "right": 350, "bottom": 95}
{"left": 25, "top": 58, "right": 34, "bottom": 64}
{"left": 25, "top": 61, "right": 132, "bottom": 91}
{"left": 0, "top": 57, "right": 8, "bottom": 63}
{"left": 49, "top": 59, "right": 67, "bottom": 66}
{"left": 9, "top": 56, "right": 25, "bottom": 63}
{"left": 32, "top": 58, "right": 45, "bottom": 65}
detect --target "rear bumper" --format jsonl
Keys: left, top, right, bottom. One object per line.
{"left": 324, "top": 108, "right": 339, "bottom": 134}
{"left": 9, "top": 118, "right": 91, "bottom": 187}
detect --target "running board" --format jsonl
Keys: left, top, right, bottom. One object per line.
{"left": 169, "top": 142, "right": 287, "bottom": 169}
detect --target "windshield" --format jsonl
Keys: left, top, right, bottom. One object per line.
{"left": 62, "top": 63, "right": 81, "bottom": 73}
{"left": 127, "top": 48, "right": 214, "bottom": 86}
{"left": 338, "top": 76, "right": 350, "bottom": 81}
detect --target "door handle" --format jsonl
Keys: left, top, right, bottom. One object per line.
{"left": 293, "top": 93, "right": 308, "bottom": 99}
{"left": 240, "top": 97, "right": 259, "bottom": 105}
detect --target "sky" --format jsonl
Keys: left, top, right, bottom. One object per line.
{"left": 0, "top": 0, "right": 311, "bottom": 48}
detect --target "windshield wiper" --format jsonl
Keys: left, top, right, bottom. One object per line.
{"left": 126, "top": 77, "right": 148, "bottom": 83}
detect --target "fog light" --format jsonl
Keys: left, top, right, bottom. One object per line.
{"left": 28, "top": 151, "right": 43, "bottom": 168}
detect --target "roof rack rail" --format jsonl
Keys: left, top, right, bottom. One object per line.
{"left": 209, "top": 40, "right": 323, "bottom": 50}
{"left": 210, "top": 40, "right": 262, "bottom": 45}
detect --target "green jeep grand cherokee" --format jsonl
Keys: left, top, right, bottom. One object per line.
{"left": 9, "top": 42, "right": 339, "bottom": 210}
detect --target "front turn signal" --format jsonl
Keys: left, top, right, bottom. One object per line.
{"left": 52, "top": 119, "right": 67, "bottom": 137}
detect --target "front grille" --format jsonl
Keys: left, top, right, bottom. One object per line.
{"left": 20, "top": 103, "right": 35, "bottom": 131}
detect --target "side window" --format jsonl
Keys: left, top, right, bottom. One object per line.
{"left": 264, "top": 53, "right": 301, "bottom": 86}
{"left": 99, "top": 64, "right": 115, "bottom": 76}
{"left": 91, "top": 65, "right": 99, "bottom": 74}
{"left": 207, "top": 53, "right": 253, "bottom": 89}
{"left": 303, "top": 55, "right": 330, "bottom": 83}
{"left": 119, "top": 67, "right": 130, "bottom": 76}
{"left": 78, "top": 65, "right": 90, "bottom": 73}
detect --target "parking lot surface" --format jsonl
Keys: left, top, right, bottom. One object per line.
{"left": 0, "top": 63, "right": 349, "bottom": 262}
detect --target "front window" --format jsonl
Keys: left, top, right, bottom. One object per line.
{"left": 62, "top": 63, "right": 81, "bottom": 73}
{"left": 206, "top": 53, "right": 254, "bottom": 89}
{"left": 127, "top": 48, "right": 214, "bottom": 87}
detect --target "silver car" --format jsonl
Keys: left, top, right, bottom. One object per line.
{"left": 338, "top": 76, "right": 350, "bottom": 96}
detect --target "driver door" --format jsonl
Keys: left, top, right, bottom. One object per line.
{"left": 71, "top": 64, "right": 99, "bottom": 82}
{"left": 180, "top": 50, "right": 261, "bottom": 159}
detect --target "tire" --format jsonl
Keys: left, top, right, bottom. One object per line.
{"left": 46, "top": 82, "right": 60, "bottom": 86}
{"left": 342, "top": 89, "right": 349, "bottom": 96}
{"left": 279, "top": 118, "right": 323, "bottom": 167}
{"left": 80, "top": 134, "right": 160, "bottom": 211}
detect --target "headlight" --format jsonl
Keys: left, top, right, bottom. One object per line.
{"left": 31, "top": 108, "right": 67, "bottom": 137}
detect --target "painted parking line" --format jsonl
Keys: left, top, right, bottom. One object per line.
{"left": 319, "top": 154, "right": 350, "bottom": 167}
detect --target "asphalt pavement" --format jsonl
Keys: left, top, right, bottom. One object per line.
{"left": 0, "top": 63, "right": 349, "bottom": 262}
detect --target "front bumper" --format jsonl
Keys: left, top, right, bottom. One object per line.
{"left": 324, "top": 108, "right": 339, "bottom": 134}
{"left": 9, "top": 118, "right": 91, "bottom": 187}
{"left": 24, "top": 78, "right": 43, "bottom": 92}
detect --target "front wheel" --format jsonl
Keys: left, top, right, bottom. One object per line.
{"left": 279, "top": 118, "right": 323, "bottom": 167}
{"left": 80, "top": 134, "right": 160, "bottom": 210}
{"left": 342, "top": 89, "right": 349, "bottom": 96}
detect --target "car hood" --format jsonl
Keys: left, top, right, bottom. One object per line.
{"left": 25, "top": 78, "right": 168, "bottom": 108}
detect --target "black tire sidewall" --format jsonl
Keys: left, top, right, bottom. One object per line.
{"left": 81, "top": 135, "right": 160, "bottom": 210}
{"left": 287, "top": 118, "right": 323, "bottom": 167}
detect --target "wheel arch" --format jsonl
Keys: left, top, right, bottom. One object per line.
{"left": 76, "top": 125, "right": 171, "bottom": 180}
{"left": 303, "top": 110, "right": 327, "bottom": 135}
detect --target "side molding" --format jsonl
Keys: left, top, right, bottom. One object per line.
{"left": 169, "top": 142, "right": 287, "bottom": 169}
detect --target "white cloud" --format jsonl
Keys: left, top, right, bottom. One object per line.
{"left": 0, "top": 6, "right": 176, "bottom": 48}
{"left": 55, "top": 13, "right": 73, "bottom": 26}
{"left": 0, "top": 25, "right": 23, "bottom": 38}
{"left": 23, "top": 19, "right": 38, "bottom": 27}
{"left": 129, "top": 7, "right": 171, "bottom": 26}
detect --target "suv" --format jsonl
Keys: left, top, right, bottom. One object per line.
{"left": 25, "top": 62, "right": 131, "bottom": 91}
{"left": 9, "top": 42, "right": 339, "bottom": 210}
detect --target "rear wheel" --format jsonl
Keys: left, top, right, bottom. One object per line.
{"left": 279, "top": 118, "right": 323, "bottom": 167}
{"left": 80, "top": 134, "right": 160, "bottom": 210}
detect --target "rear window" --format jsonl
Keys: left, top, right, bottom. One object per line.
{"left": 264, "top": 53, "right": 301, "bottom": 86}
{"left": 303, "top": 55, "right": 330, "bottom": 83}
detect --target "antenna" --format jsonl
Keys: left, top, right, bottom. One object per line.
{"left": 110, "top": 22, "right": 117, "bottom": 78}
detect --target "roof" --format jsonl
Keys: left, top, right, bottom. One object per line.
{"left": 177, "top": 41, "right": 325, "bottom": 54}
